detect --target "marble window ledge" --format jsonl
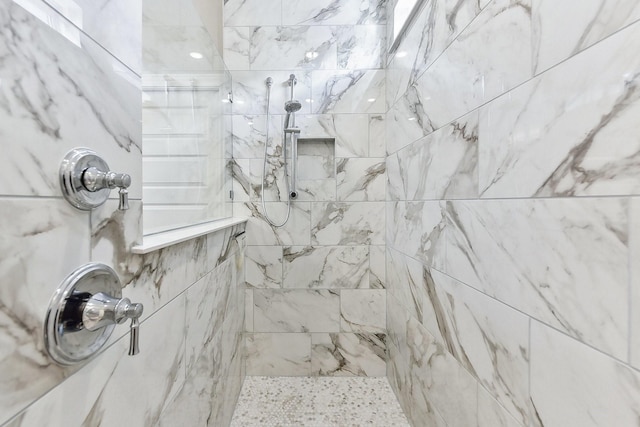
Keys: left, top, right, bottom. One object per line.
{"left": 132, "top": 217, "right": 249, "bottom": 254}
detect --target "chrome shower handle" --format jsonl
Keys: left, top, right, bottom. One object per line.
{"left": 82, "top": 292, "right": 143, "bottom": 356}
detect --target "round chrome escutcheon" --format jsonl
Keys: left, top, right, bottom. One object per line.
{"left": 44, "top": 263, "right": 122, "bottom": 365}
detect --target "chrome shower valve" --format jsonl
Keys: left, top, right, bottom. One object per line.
{"left": 60, "top": 148, "right": 132, "bottom": 211}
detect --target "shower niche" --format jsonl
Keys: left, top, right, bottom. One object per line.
{"left": 294, "top": 137, "right": 336, "bottom": 200}
{"left": 297, "top": 138, "right": 336, "bottom": 180}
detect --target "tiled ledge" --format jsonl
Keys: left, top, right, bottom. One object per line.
{"left": 132, "top": 217, "right": 248, "bottom": 254}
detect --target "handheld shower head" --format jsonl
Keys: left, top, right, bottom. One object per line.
{"left": 285, "top": 99, "right": 302, "bottom": 112}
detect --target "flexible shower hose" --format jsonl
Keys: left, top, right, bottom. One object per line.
{"left": 261, "top": 79, "right": 292, "bottom": 227}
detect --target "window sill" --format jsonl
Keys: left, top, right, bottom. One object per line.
{"left": 131, "top": 217, "right": 248, "bottom": 254}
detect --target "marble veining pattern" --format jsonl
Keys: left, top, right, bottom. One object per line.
{"left": 479, "top": 20, "right": 640, "bottom": 199}
{"left": 384, "top": 0, "right": 640, "bottom": 425}
{"left": 0, "top": 1, "right": 142, "bottom": 199}
{"left": 230, "top": 377, "right": 408, "bottom": 426}
{"left": 283, "top": 246, "right": 370, "bottom": 289}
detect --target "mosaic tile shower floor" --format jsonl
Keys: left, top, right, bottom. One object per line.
{"left": 230, "top": 377, "right": 410, "bottom": 427}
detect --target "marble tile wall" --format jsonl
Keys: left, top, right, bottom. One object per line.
{"left": 385, "top": 0, "right": 640, "bottom": 426}
{"left": 0, "top": 1, "right": 245, "bottom": 426}
{"left": 224, "top": 0, "right": 388, "bottom": 376}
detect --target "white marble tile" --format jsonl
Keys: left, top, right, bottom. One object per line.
{"left": 385, "top": 247, "right": 434, "bottom": 330}
{"left": 408, "top": 0, "right": 532, "bottom": 133}
{"left": 385, "top": 88, "right": 435, "bottom": 155}
{"left": 532, "top": 0, "right": 640, "bottom": 74}
{"left": 184, "top": 262, "right": 233, "bottom": 372}
{"left": 295, "top": 178, "right": 337, "bottom": 202}
{"left": 386, "top": 340, "right": 449, "bottom": 427}
{"left": 631, "top": 198, "right": 640, "bottom": 369}
{"left": 388, "top": 111, "right": 478, "bottom": 201}
{"left": 299, "top": 114, "right": 369, "bottom": 158}
{"left": 253, "top": 289, "right": 340, "bottom": 332}
{"left": 245, "top": 333, "right": 312, "bottom": 376}
{"left": 311, "top": 69, "right": 386, "bottom": 114}
{"left": 232, "top": 70, "right": 312, "bottom": 115}
{"left": 386, "top": 0, "right": 487, "bottom": 107}
{"left": 74, "top": 295, "right": 186, "bottom": 426}
{"left": 282, "top": 0, "right": 387, "bottom": 25}
{"left": 443, "top": 198, "right": 629, "bottom": 359}
{"left": 90, "top": 199, "right": 143, "bottom": 285}
{"left": 337, "top": 158, "right": 386, "bottom": 201}
{"left": 0, "top": 198, "right": 90, "bottom": 424}
{"left": 530, "top": 322, "right": 640, "bottom": 427}
{"left": 234, "top": 201, "right": 311, "bottom": 246}
{"left": 311, "top": 333, "right": 386, "bottom": 376}
{"left": 311, "top": 202, "right": 385, "bottom": 245}
{"left": 224, "top": 0, "right": 282, "bottom": 26}
{"left": 336, "top": 25, "right": 386, "bottom": 69}
{"left": 245, "top": 245, "right": 283, "bottom": 288}
{"left": 369, "top": 114, "right": 386, "bottom": 157}
{"left": 162, "top": 260, "right": 245, "bottom": 427}
{"left": 340, "top": 290, "right": 386, "bottom": 333}
{"left": 232, "top": 114, "right": 284, "bottom": 159}
{"left": 250, "top": 26, "right": 337, "bottom": 71}
{"left": 283, "top": 246, "right": 369, "bottom": 289}
{"left": 45, "top": 0, "right": 141, "bottom": 73}
{"left": 369, "top": 245, "right": 385, "bottom": 289}
{"left": 478, "top": 385, "right": 525, "bottom": 427}
{"left": 427, "top": 269, "right": 530, "bottom": 425}
{"left": 404, "top": 314, "right": 478, "bottom": 426}
{"left": 479, "top": 20, "right": 640, "bottom": 198}
{"left": 223, "top": 26, "right": 251, "bottom": 70}
{"left": 206, "top": 222, "right": 246, "bottom": 271}
{"left": 4, "top": 333, "right": 128, "bottom": 427}
{"left": 386, "top": 201, "right": 447, "bottom": 267}
{"left": 0, "top": 1, "right": 142, "bottom": 199}
{"left": 245, "top": 289, "right": 254, "bottom": 332}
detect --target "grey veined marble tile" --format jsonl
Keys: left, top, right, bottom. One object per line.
{"left": 311, "top": 202, "right": 385, "bottom": 245}
{"left": 337, "top": 158, "right": 386, "bottom": 202}
{"left": 246, "top": 333, "right": 312, "bottom": 376}
{"left": 532, "top": 0, "right": 640, "bottom": 74}
{"left": 249, "top": 26, "right": 338, "bottom": 71}
{"left": 480, "top": 19, "right": 640, "bottom": 199}
{"left": 530, "top": 322, "right": 640, "bottom": 427}
{"left": 0, "top": 1, "right": 141, "bottom": 198}
{"left": 340, "top": 289, "right": 386, "bottom": 333}
{"left": 283, "top": 246, "right": 370, "bottom": 289}
{"left": 443, "top": 198, "right": 629, "bottom": 360}
{"left": 282, "top": 0, "right": 387, "bottom": 25}
{"left": 0, "top": 199, "right": 90, "bottom": 424}
{"left": 253, "top": 289, "right": 340, "bottom": 333}
{"left": 311, "top": 333, "right": 386, "bottom": 376}
{"left": 245, "top": 246, "right": 283, "bottom": 289}
{"left": 388, "top": 111, "right": 478, "bottom": 201}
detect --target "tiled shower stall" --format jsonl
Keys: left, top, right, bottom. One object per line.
{"left": 1, "top": 0, "right": 640, "bottom": 426}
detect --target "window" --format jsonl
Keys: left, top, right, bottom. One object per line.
{"left": 388, "top": 0, "right": 426, "bottom": 54}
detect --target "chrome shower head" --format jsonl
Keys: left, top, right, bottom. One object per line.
{"left": 285, "top": 99, "right": 302, "bottom": 112}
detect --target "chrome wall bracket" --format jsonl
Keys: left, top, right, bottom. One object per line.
{"left": 59, "top": 148, "right": 131, "bottom": 211}
{"left": 44, "top": 263, "right": 143, "bottom": 365}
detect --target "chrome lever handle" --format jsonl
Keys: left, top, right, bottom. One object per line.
{"left": 82, "top": 293, "right": 143, "bottom": 356}
{"left": 128, "top": 316, "right": 140, "bottom": 356}
{"left": 118, "top": 187, "right": 129, "bottom": 210}
{"left": 82, "top": 167, "right": 132, "bottom": 210}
